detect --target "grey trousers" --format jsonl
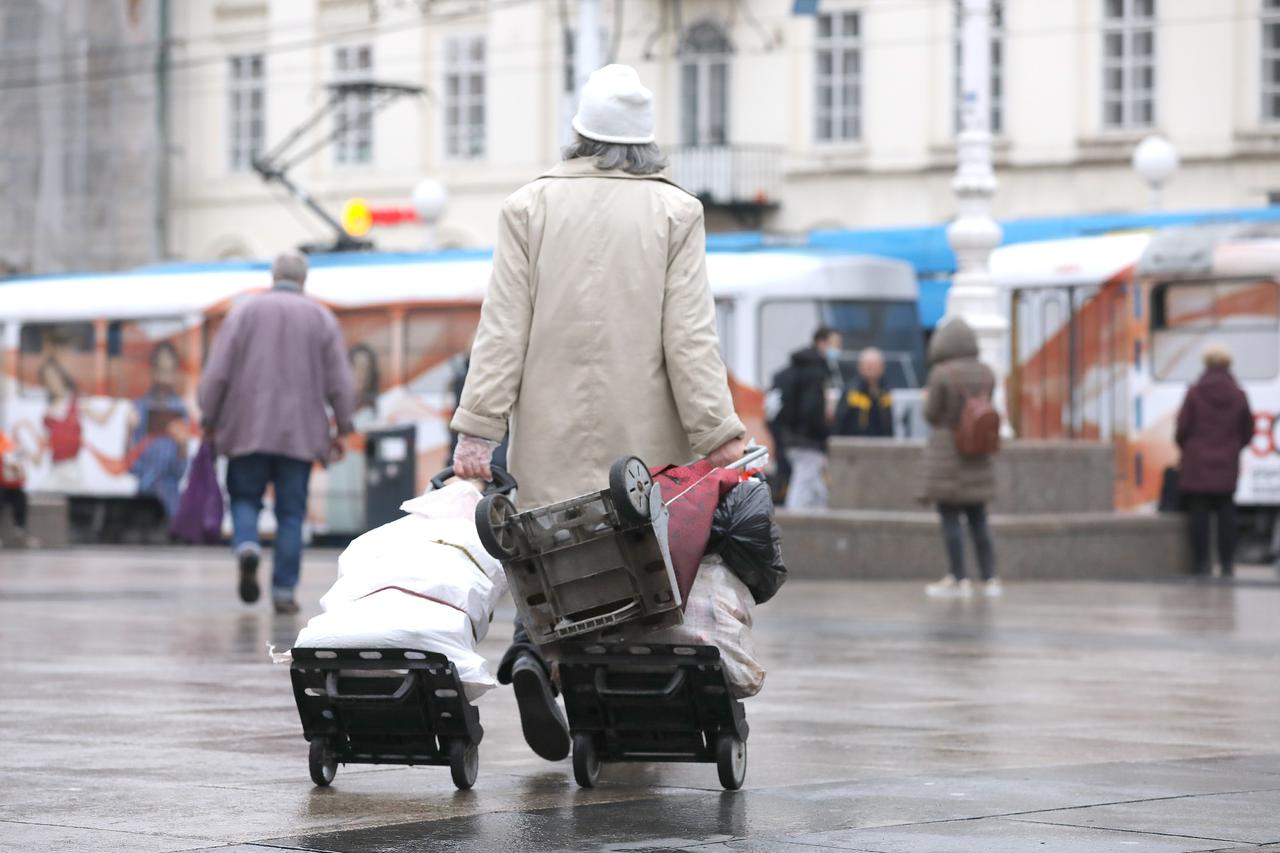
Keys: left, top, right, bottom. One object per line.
{"left": 785, "top": 448, "right": 829, "bottom": 510}
{"left": 938, "top": 502, "right": 996, "bottom": 582}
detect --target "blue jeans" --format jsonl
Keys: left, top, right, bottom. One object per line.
{"left": 226, "top": 453, "right": 313, "bottom": 599}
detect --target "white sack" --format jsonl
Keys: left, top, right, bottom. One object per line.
{"left": 328, "top": 481, "right": 507, "bottom": 640}
{"left": 295, "top": 589, "right": 497, "bottom": 700}
{"left": 639, "top": 556, "right": 765, "bottom": 698}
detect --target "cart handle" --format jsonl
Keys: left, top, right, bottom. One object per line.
{"left": 552, "top": 601, "right": 640, "bottom": 639}
{"left": 593, "top": 667, "right": 687, "bottom": 699}
{"left": 724, "top": 443, "right": 769, "bottom": 472}
{"left": 324, "top": 671, "right": 416, "bottom": 703}
{"left": 430, "top": 464, "right": 518, "bottom": 496}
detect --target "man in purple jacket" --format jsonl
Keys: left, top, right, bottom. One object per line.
{"left": 1175, "top": 344, "right": 1255, "bottom": 578}
{"left": 198, "top": 252, "right": 356, "bottom": 614}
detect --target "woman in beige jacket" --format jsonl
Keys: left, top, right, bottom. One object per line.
{"left": 451, "top": 65, "right": 745, "bottom": 762}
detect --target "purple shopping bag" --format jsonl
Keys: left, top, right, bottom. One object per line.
{"left": 170, "top": 442, "right": 224, "bottom": 544}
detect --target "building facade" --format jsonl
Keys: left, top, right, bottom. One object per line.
{"left": 0, "top": 0, "right": 163, "bottom": 275}
{"left": 163, "top": 0, "right": 1280, "bottom": 260}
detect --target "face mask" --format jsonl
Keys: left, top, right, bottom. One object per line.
{"left": 825, "top": 349, "right": 841, "bottom": 367}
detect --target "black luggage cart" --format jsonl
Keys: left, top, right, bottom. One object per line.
{"left": 557, "top": 641, "right": 750, "bottom": 790}
{"left": 290, "top": 647, "right": 484, "bottom": 790}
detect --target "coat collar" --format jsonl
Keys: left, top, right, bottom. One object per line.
{"left": 538, "top": 158, "right": 695, "bottom": 196}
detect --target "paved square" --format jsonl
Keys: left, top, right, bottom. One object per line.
{"left": 1, "top": 548, "right": 1278, "bottom": 851}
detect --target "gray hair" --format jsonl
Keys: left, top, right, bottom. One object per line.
{"left": 271, "top": 250, "right": 309, "bottom": 287}
{"left": 561, "top": 134, "right": 668, "bottom": 176}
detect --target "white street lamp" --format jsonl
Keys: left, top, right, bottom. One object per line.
{"left": 945, "top": 0, "right": 1008, "bottom": 385}
{"left": 1132, "top": 134, "right": 1179, "bottom": 210}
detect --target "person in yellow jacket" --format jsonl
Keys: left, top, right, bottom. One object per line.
{"left": 834, "top": 348, "right": 895, "bottom": 438}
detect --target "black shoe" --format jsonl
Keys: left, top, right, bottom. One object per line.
{"left": 273, "top": 598, "right": 300, "bottom": 616}
{"left": 511, "top": 654, "right": 570, "bottom": 761}
{"left": 237, "top": 549, "right": 261, "bottom": 603}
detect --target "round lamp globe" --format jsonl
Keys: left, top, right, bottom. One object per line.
{"left": 1132, "top": 135, "right": 1179, "bottom": 188}
{"left": 412, "top": 178, "right": 448, "bottom": 224}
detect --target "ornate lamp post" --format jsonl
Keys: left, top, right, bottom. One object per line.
{"left": 945, "top": 0, "right": 1007, "bottom": 380}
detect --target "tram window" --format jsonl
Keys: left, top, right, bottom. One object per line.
{"left": 105, "top": 319, "right": 190, "bottom": 399}
{"left": 334, "top": 309, "right": 397, "bottom": 417}
{"left": 404, "top": 307, "right": 482, "bottom": 398}
{"left": 758, "top": 300, "right": 821, "bottom": 386}
{"left": 17, "top": 322, "right": 95, "bottom": 398}
{"left": 758, "top": 299, "right": 926, "bottom": 389}
{"left": 1150, "top": 280, "right": 1280, "bottom": 382}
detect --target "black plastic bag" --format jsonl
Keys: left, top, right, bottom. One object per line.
{"left": 707, "top": 478, "right": 787, "bottom": 604}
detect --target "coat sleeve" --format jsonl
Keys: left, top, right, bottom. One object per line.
{"left": 1175, "top": 391, "right": 1194, "bottom": 449}
{"left": 922, "top": 368, "right": 950, "bottom": 428}
{"left": 833, "top": 389, "right": 852, "bottom": 437}
{"left": 661, "top": 203, "right": 746, "bottom": 456}
{"left": 450, "top": 197, "right": 533, "bottom": 443}
{"left": 1239, "top": 392, "right": 1255, "bottom": 451}
{"left": 196, "top": 307, "right": 243, "bottom": 432}
{"left": 322, "top": 311, "right": 357, "bottom": 436}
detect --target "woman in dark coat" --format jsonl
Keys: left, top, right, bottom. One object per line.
{"left": 919, "top": 317, "right": 1000, "bottom": 597}
{"left": 1176, "top": 344, "right": 1254, "bottom": 577}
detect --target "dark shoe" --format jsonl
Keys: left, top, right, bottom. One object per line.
{"left": 1220, "top": 566, "right": 1234, "bottom": 578}
{"left": 237, "top": 549, "right": 261, "bottom": 603}
{"left": 511, "top": 654, "right": 570, "bottom": 761}
{"left": 273, "top": 598, "right": 301, "bottom": 616}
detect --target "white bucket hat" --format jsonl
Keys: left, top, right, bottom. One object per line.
{"left": 571, "top": 64, "right": 656, "bottom": 145}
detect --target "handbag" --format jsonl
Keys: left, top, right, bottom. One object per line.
{"left": 170, "top": 442, "right": 224, "bottom": 543}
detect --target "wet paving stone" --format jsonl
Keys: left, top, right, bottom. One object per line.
{"left": 1, "top": 548, "right": 1279, "bottom": 851}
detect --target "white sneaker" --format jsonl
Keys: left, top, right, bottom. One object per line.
{"left": 982, "top": 578, "right": 1003, "bottom": 598}
{"left": 925, "top": 575, "right": 973, "bottom": 598}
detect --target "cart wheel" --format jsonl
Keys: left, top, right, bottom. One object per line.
{"left": 609, "top": 456, "right": 652, "bottom": 525}
{"left": 572, "top": 733, "right": 600, "bottom": 789}
{"left": 309, "top": 738, "right": 337, "bottom": 787}
{"left": 475, "top": 493, "right": 520, "bottom": 560}
{"left": 715, "top": 734, "right": 746, "bottom": 791}
{"left": 448, "top": 739, "right": 479, "bottom": 790}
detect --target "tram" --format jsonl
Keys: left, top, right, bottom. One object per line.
{"left": 992, "top": 222, "right": 1280, "bottom": 512}
{"left": 0, "top": 246, "right": 919, "bottom": 535}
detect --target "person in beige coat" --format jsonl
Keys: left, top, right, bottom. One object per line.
{"left": 451, "top": 64, "right": 746, "bottom": 762}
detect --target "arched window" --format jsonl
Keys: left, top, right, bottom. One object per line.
{"left": 679, "top": 21, "right": 730, "bottom": 147}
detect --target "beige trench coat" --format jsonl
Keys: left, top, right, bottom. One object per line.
{"left": 451, "top": 158, "right": 745, "bottom": 508}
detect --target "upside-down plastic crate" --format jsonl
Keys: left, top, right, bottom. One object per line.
{"left": 476, "top": 457, "right": 683, "bottom": 646}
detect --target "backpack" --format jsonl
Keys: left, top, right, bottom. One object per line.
{"left": 950, "top": 367, "right": 1000, "bottom": 457}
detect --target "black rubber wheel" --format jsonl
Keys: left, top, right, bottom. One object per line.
{"left": 308, "top": 738, "right": 337, "bottom": 787}
{"left": 572, "top": 733, "right": 600, "bottom": 789}
{"left": 716, "top": 734, "right": 746, "bottom": 791}
{"left": 608, "top": 456, "right": 652, "bottom": 525}
{"left": 448, "top": 739, "right": 479, "bottom": 790}
{"left": 475, "top": 493, "right": 520, "bottom": 559}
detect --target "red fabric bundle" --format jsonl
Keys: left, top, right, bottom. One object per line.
{"left": 651, "top": 459, "right": 742, "bottom": 607}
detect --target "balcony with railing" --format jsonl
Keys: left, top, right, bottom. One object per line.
{"left": 666, "top": 145, "right": 783, "bottom": 225}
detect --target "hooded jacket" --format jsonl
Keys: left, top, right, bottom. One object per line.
{"left": 776, "top": 346, "right": 834, "bottom": 451}
{"left": 919, "top": 318, "right": 997, "bottom": 505}
{"left": 1175, "top": 367, "right": 1254, "bottom": 495}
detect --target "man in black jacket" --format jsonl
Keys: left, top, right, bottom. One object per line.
{"left": 775, "top": 327, "right": 842, "bottom": 509}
